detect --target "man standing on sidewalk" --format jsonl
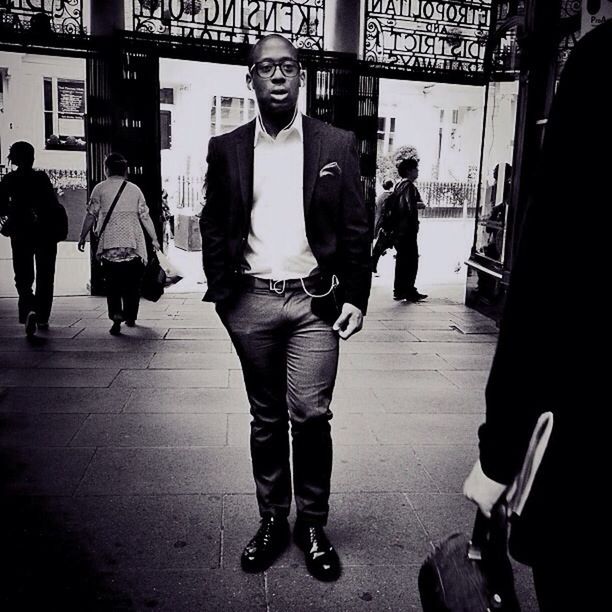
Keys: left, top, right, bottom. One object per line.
{"left": 383, "top": 158, "right": 427, "bottom": 302}
{"left": 200, "top": 34, "right": 371, "bottom": 581}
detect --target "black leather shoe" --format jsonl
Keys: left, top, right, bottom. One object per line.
{"left": 294, "top": 522, "right": 341, "bottom": 582}
{"left": 109, "top": 320, "right": 121, "bottom": 336}
{"left": 241, "top": 516, "right": 289, "bottom": 573}
{"left": 408, "top": 291, "right": 428, "bottom": 302}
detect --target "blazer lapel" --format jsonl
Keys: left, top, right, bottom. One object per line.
{"left": 302, "top": 115, "right": 321, "bottom": 218}
{"left": 235, "top": 120, "right": 255, "bottom": 218}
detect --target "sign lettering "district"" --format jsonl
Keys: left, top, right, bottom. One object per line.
{"left": 364, "top": 0, "right": 490, "bottom": 73}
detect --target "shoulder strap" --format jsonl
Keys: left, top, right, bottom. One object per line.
{"left": 97, "top": 180, "right": 127, "bottom": 238}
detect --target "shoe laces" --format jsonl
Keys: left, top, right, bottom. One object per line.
{"left": 253, "top": 518, "right": 280, "bottom": 547}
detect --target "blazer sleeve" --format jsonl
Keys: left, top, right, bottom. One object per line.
{"left": 200, "top": 137, "right": 232, "bottom": 302}
{"left": 338, "top": 132, "right": 372, "bottom": 314}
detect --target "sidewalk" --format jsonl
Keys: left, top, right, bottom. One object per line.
{"left": 0, "top": 281, "right": 538, "bottom": 611}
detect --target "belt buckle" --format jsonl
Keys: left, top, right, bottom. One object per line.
{"left": 269, "top": 278, "right": 286, "bottom": 295}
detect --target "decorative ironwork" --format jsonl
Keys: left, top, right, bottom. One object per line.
{"left": 0, "top": 0, "right": 84, "bottom": 35}
{"left": 364, "top": 0, "right": 492, "bottom": 76}
{"left": 557, "top": 0, "right": 581, "bottom": 77}
{"left": 131, "top": 0, "right": 325, "bottom": 49}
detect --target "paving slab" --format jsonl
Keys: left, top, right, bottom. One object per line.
{"left": 0, "top": 387, "right": 131, "bottom": 413}
{"left": 148, "top": 351, "right": 241, "bottom": 369}
{"left": 334, "top": 369, "right": 458, "bottom": 390}
{"left": 108, "top": 569, "right": 267, "bottom": 611}
{"left": 0, "top": 447, "right": 96, "bottom": 495}
{"left": 0, "top": 367, "right": 120, "bottom": 387}
{"left": 439, "top": 369, "right": 490, "bottom": 389}
{"left": 37, "top": 351, "right": 155, "bottom": 369}
{"left": 267, "top": 565, "right": 422, "bottom": 611}
{"left": 412, "top": 445, "right": 477, "bottom": 494}
{"left": 111, "top": 369, "right": 229, "bottom": 389}
{"left": 0, "top": 412, "right": 88, "bottom": 447}
{"left": 44, "top": 494, "right": 223, "bottom": 571}
{"left": 344, "top": 352, "right": 450, "bottom": 371}
{"left": 76, "top": 447, "right": 253, "bottom": 495}
{"left": 124, "top": 388, "right": 247, "bottom": 414}
{"left": 71, "top": 413, "right": 229, "bottom": 447}
{"left": 329, "top": 388, "right": 386, "bottom": 413}
{"left": 77, "top": 326, "right": 169, "bottom": 339}
{"left": 0, "top": 325, "right": 84, "bottom": 339}
{"left": 365, "top": 413, "right": 483, "bottom": 445}
{"left": 410, "top": 329, "right": 498, "bottom": 343}
{"left": 381, "top": 319, "right": 456, "bottom": 330}
{"left": 0, "top": 350, "right": 47, "bottom": 368}
{"left": 373, "top": 387, "right": 485, "bottom": 414}
{"left": 332, "top": 445, "right": 437, "bottom": 493}
{"left": 437, "top": 353, "right": 494, "bottom": 370}
{"left": 165, "top": 328, "right": 233, "bottom": 340}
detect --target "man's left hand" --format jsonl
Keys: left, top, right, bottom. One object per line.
{"left": 333, "top": 303, "right": 363, "bottom": 340}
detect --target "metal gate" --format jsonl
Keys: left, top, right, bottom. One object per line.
{"left": 85, "top": 41, "right": 162, "bottom": 294}
{"left": 306, "top": 63, "right": 380, "bottom": 224}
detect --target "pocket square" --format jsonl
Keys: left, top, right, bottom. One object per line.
{"left": 319, "top": 162, "right": 342, "bottom": 177}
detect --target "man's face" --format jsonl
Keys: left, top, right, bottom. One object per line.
{"left": 246, "top": 37, "right": 304, "bottom": 116}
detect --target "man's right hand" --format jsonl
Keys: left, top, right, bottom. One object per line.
{"left": 77, "top": 239, "right": 86, "bottom": 252}
{"left": 463, "top": 460, "right": 507, "bottom": 518}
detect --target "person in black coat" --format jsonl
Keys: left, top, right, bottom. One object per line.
{"left": 463, "top": 20, "right": 611, "bottom": 611}
{"left": 0, "top": 141, "right": 60, "bottom": 336}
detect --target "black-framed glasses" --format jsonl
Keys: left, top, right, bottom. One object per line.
{"left": 250, "top": 60, "right": 301, "bottom": 79}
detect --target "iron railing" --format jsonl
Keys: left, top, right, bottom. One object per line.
{"left": 0, "top": 0, "right": 85, "bottom": 35}
{"left": 0, "top": 165, "right": 86, "bottom": 190}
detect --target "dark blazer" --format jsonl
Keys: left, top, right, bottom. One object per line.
{"left": 0, "top": 169, "right": 59, "bottom": 241}
{"left": 200, "top": 115, "right": 372, "bottom": 315}
{"left": 477, "top": 21, "right": 611, "bottom": 565}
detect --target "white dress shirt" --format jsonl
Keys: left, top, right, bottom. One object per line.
{"left": 243, "top": 112, "right": 318, "bottom": 280}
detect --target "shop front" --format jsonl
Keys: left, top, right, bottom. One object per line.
{"left": 465, "top": 0, "right": 592, "bottom": 320}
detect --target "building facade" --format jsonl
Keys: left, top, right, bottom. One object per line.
{"left": 0, "top": 0, "right": 600, "bottom": 314}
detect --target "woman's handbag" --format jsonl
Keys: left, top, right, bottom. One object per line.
{"left": 141, "top": 252, "right": 166, "bottom": 302}
{"left": 418, "top": 504, "right": 520, "bottom": 612}
{"left": 156, "top": 250, "right": 183, "bottom": 286}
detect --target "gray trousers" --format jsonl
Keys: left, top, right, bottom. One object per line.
{"left": 217, "top": 284, "right": 339, "bottom": 525}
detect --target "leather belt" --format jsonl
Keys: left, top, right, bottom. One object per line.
{"left": 240, "top": 274, "right": 323, "bottom": 295}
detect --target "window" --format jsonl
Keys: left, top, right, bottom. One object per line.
{"left": 43, "top": 77, "right": 86, "bottom": 151}
{"left": 160, "top": 109, "right": 172, "bottom": 149}
{"left": 376, "top": 116, "right": 397, "bottom": 156}
{"left": 160, "top": 88, "right": 174, "bottom": 104}
{"left": 210, "top": 96, "right": 256, "bottom": 136}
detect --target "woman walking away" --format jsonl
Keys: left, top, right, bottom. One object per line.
{"left": 0, "top": 141, "right": 66, "bottom": 337}
{"left": 78, "top": 153, "right": 160, "bottom": 335}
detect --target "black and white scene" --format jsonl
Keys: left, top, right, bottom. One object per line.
{"left": 0, "top": 0, "right": 603, "bottom": 610}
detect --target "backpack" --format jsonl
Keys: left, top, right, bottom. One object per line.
{"left": 379, "top": 181, "right": 407, "bottom": 238}
{"left": 49, "top": 198, "right": 69, "bottom": 242}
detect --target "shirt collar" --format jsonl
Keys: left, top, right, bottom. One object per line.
{"left": 254, "top": 109, "right": 303, "bottom": 146}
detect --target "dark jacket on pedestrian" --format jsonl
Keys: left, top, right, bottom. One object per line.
{"left": 477, "top": 20, "right": 609, "bottom": 567}
{"left": 0, "top": 169, "right": 61, "bottom": 242}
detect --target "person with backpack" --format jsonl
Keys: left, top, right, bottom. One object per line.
{"left": 379, "top": 157, "right": 427, "bottom": 302}
{"left": 0, "top": 141, "right": 68, "bottom": 336}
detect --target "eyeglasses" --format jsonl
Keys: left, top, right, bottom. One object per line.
{"left": 250, "top": 60, "right": 301, "bottom": 79}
